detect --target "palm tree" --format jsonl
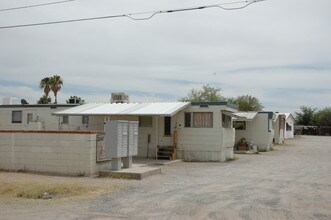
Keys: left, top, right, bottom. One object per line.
{"left": 39, "top": 77, "right": 51, "bottom": 98}
{"left": 50, "top": 75, "right": 63, "bottom": 104}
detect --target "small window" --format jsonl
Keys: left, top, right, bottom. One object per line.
{"left": 27, "top": 113, "right": 33, "bottom": 124}
{"left": 12, "top": 111, "right": 22, "bottom": 123}
{"left": 185, "top": 113, "right": 191, "bottom": 127}
{"left": 222, "top": 114, "right": 232, "bottom": 128}
{"left": 286, "top": 122, "right": 292, "bottom": 131}
{"left": 62, "top": 116, "right": 69, "bottom": 124}
{"left": 82, "top": 115, "right": 89, "bottom": 124}
{"left": 139, "top": 116, "right": 152, "bottom": 127}
{"left": 233, "top": 121, "right": 246, "bottom": 130}
{"left": 164, "top": 117, "right": 171, "bottom": 136}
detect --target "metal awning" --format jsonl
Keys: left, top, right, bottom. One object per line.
{"left": 232, "top": 112, "right": 258, "bottom": 121}
{"left": 53, "top": 102, "right": 190, "bottom": 117}
{"left": 222, "top": 111, "right": 246, "bottom": 120}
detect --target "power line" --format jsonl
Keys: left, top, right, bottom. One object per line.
{"left": 0, "top": 0, "right": 266, "bottom": 29}
{"left": 0, "top": 0, "right": 76, "bottom": 12}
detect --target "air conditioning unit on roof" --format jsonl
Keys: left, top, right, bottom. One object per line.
{"left": 111, "top": 93, "right": 129, "bottom": 104}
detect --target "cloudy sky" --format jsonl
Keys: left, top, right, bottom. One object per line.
{"left": 0, "top": 0, "right": 330, "bottom": 113}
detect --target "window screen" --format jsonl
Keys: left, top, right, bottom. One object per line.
{"left": 164, "top": 117, "right": 171, "bottom": 136}
{"left": 139, "top": 116, "right": 152, "bottom": 127}
{"left": 62, "top": 116, "right": 69, "bottom": 124}
{"left": 12, "top": 111, "right": 22, "bottom": 123}
{"left": 185, "top": 113, "right": 191, "bottom": 127}
{"left": 82, "top": 115, "right": 89, "bottom": 124}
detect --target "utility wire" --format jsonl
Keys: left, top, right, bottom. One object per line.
{"left": 0, "top": 0, "right": 266, "bottom": 29}
{"left": 0, "top": 0, "right": 76, "bottom": 12}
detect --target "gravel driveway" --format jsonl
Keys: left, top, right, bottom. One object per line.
{"left": 1, "top": 136, "right": 330, "bottom": 220}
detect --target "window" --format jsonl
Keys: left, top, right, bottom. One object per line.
{"left": 12, "top": 111, "right": 22, "bottom": 123}
{"left": 164, "top": 117, "right": 171, "bottom": 136}
{"left": 139, "top": 116, "right": 152, "bottom": 127}
{"left": 82, "top": 115, "right": 89, "bottom": 124}
{"left": 62, "top": 116, "right": 69, "bottom": 124}
{"left": 27, "top": 113, "right": 33, "bottom": 124}
{"left": 184, "top": 113, "right": 191, "bottom": 127}
{"left": 233, "top": 121, "right": 246, "bottom": 130}
{"left": 286, "top": 122, "right": 292, "bottom": 131}
{"left": 222, "top": 114, "right": 232, "bottom": 128}
{"left": 193, "top": 112, "right": 213, "bottom": 128}
{"left": 185, "top": 112, "right": 213, "bottom": 128}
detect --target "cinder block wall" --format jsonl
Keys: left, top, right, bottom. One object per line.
{"left": 0, "top": 130, "right": 110, "bottom": 176}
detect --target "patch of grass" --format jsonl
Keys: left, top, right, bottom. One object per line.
{"left": 0, "top": 179, "right": 118, "bottom": 200}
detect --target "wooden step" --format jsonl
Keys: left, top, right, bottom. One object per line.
{"left": 157, "top": 145, "right": 176, "bottom": 160}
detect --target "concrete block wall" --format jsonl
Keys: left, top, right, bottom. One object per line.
{"left": 0, "top": 130, "right": 110, "bottom": 176}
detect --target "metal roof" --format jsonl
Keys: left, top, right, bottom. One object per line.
{"left": 233, "top": 112, "right": 258, "bottom": 121}
{"left": 53, "top": 102, "right": 190, "bottom": 116}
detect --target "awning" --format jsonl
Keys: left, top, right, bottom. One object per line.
{"left": 232, "top": 112, "right": 258, "bottom": 121}
{"left": 53, "top": 102, "right": 190, "bottom": 117}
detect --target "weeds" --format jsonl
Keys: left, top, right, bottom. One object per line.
{"left": 0, "top": 179, "right": 118, "bottom": 200}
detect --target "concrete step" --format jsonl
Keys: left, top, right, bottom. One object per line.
{"left": 99, "top": 166, "right": 161, "bottom": 180}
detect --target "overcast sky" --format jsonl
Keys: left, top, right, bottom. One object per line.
{"left": 0, "top": 0, "right": 330, "bottom": 113}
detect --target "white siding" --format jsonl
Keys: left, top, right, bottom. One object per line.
{"left": 235, "top": 113, "right": 274, "bottom": 151}
{"left": 0, "top": 106, "right": 82, "bottom": 131}
{"left": 176, "top": 105, "right": 234, "bottom": 161}
{"left": 285, "top": 117, "right": 295, "bottom": 139}
{"left": 138, "top": 117, "right": 157, "bottom": 158}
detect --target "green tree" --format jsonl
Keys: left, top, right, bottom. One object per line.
{"left": 50, "top": 75, "right": 63, "bottom": 104}
{"left": 179, "top": 84, "right": 223, "bottom": 102}
{"left": 39, "top": 77, "right": 51, "bottom": 98}
{"left": 227, "top": 95, "right": 264, "bottom": 111}
{"left": 295, "top": 106, "right": 316, "bottom": 125}
{"left": 37, "top": 95, "right": 52, "bottom": 104}
{"left": 312, "top": 107, "right": 331, "bottom": 126}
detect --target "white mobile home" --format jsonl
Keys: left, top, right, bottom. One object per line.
{"left": 234, "top": 112, "right": 278, "bottom": 152}
{"left": 0, "top": 104, "right": 81, "bottom": 130}
{"left": 54, "top": 102, "right": 238, "bottom": 162}
{"left": 280, "top": 113, "right": 295, "bottom": 139}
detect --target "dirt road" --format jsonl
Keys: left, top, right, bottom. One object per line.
{"left": 1, "top": 136, "right": 330, "bottom": 219}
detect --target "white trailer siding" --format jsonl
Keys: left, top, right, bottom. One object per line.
{"left": 176, "top": 105, "right": 235, "bottom": 161}
{"left": 0, "top": 105, "right": 80, "bottom": 131}
{"left": 284, "top": 114, "right": 295, "bottom": 139}
{"left": 235, "top": 113, "right": 274, "bottom": 151}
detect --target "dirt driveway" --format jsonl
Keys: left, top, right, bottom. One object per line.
{"left": 1, "top": 136, "right": 330, "bottom": 220}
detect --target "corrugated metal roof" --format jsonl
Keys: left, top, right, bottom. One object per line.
{"left": 53, "top": 102, "right": 190, "bottom": 116}
{"left": 233, "top": 112, "right": 258, "bottom": 121}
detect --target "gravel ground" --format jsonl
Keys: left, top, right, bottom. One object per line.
{"left": 1, "top": 135, "right": 330, "bottom": 220}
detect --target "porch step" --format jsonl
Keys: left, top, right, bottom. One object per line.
{"left": 157, "top": 145, "right": 176, "bottom": 160}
